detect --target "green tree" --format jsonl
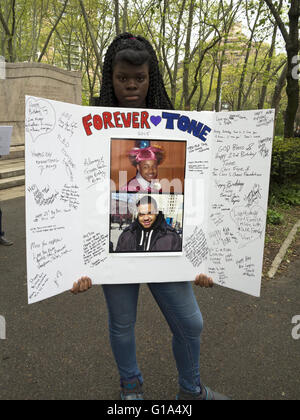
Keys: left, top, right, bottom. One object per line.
{"left": 0, "top": 0, "right": 17, "bottom": 61}
{"left": 264, "top": 0, "right": 300, "bottom": 137}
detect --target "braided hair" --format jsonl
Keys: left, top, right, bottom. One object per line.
{"left": 98, "top": 33, "right": 174, "bottom": 110}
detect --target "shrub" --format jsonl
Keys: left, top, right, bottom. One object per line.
{"left": 271, "top": 137, "right": 300, "bottom": 184}
{"left": 269, "top": 137, "right": 300, "bottom": 206}
{"left": 267, "top": 209, "right": 284, "bottom": 225}
{"left": 269, "top": 183, "right": 300, "bottom": 206}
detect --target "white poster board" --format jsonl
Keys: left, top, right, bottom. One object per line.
{"left": 25, "top": 96, "right": 275, "bottom": 304}
{"left": 0, "top": 126, "right": 13, "bottom": 156}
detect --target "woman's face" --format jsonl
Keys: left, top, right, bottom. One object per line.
{"left": 112, "top": 60, "right": 150, "bottom": 108}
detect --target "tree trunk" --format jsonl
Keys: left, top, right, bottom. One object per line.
{"left": 122, "top": 0, "right": 128, "bottom": 33}
{"left": 284, "top": 2, "right": 300, "bottom": 137}
{"left": 183, "top": 0, "right": 195, "bottom": 110}
{"left": 169, "top": 0, "right": 187, "bottom": 105}
{"left": 114, "top": 0, "right": 120, "bottom": 36}
{"left": 214, "top": 0, "right": 240, "bottom": 111}
{"left": 215, "top": 39, "right": 227, "bottom": 112}
{"left": 271, "top": 62, "right": 288, "bottom": 116}
{"left": 199, "top": 62, "right": 216, "bottom": 111}
{"left": 237, "top": 0, "right": 263, "bottom": 111}
{"left": 258, "top": 21, "right": 278, "bottom": 109}
{"left": 264, "top": 0, "right": 300, "bottom": 138}
{"left": 242, "top": 47, "right": 261, "bottom": 109}
{"left": 38, "top": 0, "right": 69, "bottom": 62}
{"left": 78, "top": 0, "right": 102, "bottom": 68}
{"left": 0, "top": 0, "right": 16, "bottom": 62}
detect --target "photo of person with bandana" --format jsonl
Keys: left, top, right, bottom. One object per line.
{"left": 121, "top": 144, "right": 164, "bottom": 193}
{"left": 110, "top": 139, "right": 186, "bottom": 194}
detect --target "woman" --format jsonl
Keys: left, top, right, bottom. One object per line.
{"left": 72, "top": 33, "right": 228, "bottom": 401}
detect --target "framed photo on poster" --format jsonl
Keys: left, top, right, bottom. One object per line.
{"left": 109, "top": 138, "right": 187, "bottom": 256}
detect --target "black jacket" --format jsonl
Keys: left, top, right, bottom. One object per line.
{"left": 116, "top": 212, "right": 182, "bottom": 253}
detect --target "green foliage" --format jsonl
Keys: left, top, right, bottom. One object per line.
{"left": 269, "top": 183, "right": 300, "bottom": 206}
{"left": 0, "top": 0, "right": 291, "bottom": 113}
{"left": 267, "top": 208, "right": 284, "bottom": 225}
{"left": 269, "top": 136, "right": 300, "bottom": 208}
{"left": 271, "top": 136, "right": 300, "bottom": 184}
{"left": 274, "top": 112, "right": 285, "bottom": 137}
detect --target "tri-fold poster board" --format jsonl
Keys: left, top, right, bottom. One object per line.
{"left": 25, "top": 96, "right": 275, "bottom": 304}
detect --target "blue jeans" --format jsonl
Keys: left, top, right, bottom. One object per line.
{"left": 102, "top": 281, "right": 203, "bottom": 393}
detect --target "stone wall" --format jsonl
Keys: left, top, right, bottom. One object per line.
{"left": 0, "top": 63, "right": 82, "bottom": 146}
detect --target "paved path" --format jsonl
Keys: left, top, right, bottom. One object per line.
{"left": 0, "top": 196, "right": 299, "bottom": 400}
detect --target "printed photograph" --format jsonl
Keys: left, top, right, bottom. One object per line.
{"left": 109, "top": 193, "right": 184, "bottom": 254}
{"left": 110, "top": 138, "right": 186, "bottom": 194}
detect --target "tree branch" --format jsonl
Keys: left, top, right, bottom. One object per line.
{"left": 38, "top": 0, "right": 69, "bottom": 62}
{"left": 0, "top": 4, "right": 12, "bottom": 36}
{"left": 263, "top": 0, "right": 289, "bottom": 44}
{"left": 114, "top": 0, "right": 120, "bottom": 35}
{"left": 78, "top": 0, "right": 102, "bottom": 68}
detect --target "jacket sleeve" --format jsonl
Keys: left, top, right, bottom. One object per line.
{"left": 172, "top": 232, "right": 182, "bottom": 251}
{"left": 115, "top": 230, "right": 133, "bottom": 252}
{"left": 115, "top": 234, "right": 124, "bottom": 252}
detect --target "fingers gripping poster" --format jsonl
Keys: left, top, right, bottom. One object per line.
{"left": 25, "top": 96, "right": 275, "bottom": 304}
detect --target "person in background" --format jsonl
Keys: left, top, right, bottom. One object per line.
{"left": 0, "top": 208, "right": 13, "bottom": 246}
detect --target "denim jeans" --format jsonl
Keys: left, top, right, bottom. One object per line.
{"left": 102, "top": 281, "right": 203, "bottom": 393}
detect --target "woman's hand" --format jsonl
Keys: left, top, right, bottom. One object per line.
{"left": 194, "top": 274, "right": 214, "bottom": 288}
{"left": 71, "top": 276, "right": 92, "bottom": 294}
